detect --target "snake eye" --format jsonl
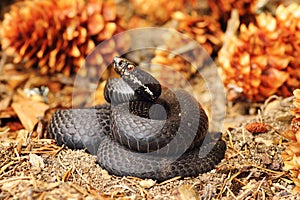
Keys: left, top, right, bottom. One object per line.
{"left": 127, "top": 64, "right": 135, "bottom": 71}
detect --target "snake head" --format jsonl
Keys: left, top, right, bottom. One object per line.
{"left": 113, "top": 56, "right": 136, "bottom": 76}
{"left": 112, "top": 56, "right": 161, "bottom": 102}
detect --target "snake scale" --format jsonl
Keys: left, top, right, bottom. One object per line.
{"left": 48, "top": 56, "right": 226, "bottom": 181}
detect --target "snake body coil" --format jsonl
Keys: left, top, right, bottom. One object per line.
{"left": 48, "top": 57, "right": 226, "bottom": 181}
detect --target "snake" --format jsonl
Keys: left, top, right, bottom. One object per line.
{"left": 48, "top": 56, "right": 226, "bottom": 181}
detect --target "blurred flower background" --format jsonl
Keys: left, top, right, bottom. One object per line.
{"left": 1, "top": 0, "right": 300, "bottom": 102}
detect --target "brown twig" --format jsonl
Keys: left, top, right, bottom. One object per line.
{"left": 158, "top": 176, "right": 181, "bottom": 185}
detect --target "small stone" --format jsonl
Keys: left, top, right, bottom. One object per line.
{"left": 29, "top": 153, "right": 45, "bottom": 172}
{"left": 139, "top": 179, "right": 156, "bottom": 188}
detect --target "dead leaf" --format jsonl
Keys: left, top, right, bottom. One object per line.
{"left": 12, "top": 96, "right": 49, "bottom": 131}
{"left": 246, "top": 122, "right": 268, "bottom": 134}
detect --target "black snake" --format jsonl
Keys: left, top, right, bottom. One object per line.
{"left": 48, "top": 56, "right": 226, "bottom": 181}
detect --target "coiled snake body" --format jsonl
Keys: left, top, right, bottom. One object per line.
{"left": 48, "top": 57, "right": 226, "bottom": 181}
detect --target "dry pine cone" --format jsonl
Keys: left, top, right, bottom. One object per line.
{"left": 171, "top": 12, "right": 224, "bottom": 56}
{"left": 0, "top": 0, "right": 128, "bottom": 78}
{"left": 149, "top": 49, "right": 195, "bottom": 89}
{"left": 219, "top": 4, "right": 300, "bottom": 102}
{"left": 208, "top": 0, "right": 259, "bottom": 26}
{"left": 129, "top": 0, "right": 196, "bottom": 25}
{"left": 148, "top": 12, "right": 223, "bottom": 83}
{"left": 282, "top": 89, "right": 300, "bottom": 193}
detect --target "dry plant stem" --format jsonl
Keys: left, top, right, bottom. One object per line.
{"left": 158, "top": 176, "right": 182, "bottom": 185}
{"left": 223, "top": 9, "right": 240, "bottom": 50}
{"left": 70, "top": 182, "right": 88, "bottom": 196}
{"left": 0, "top": 176, "right": 31, "bottom": 184}
{"left": 167, "top": 42, "right": 199, "bottom": 59}
{"left": 0, "top": 52, "right": 7, "bottom": 72}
